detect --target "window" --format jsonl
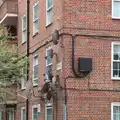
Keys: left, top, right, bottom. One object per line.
{"left": 7, "top": 109, "right": 14, "bottom": 120}
{"left": 45, "top": 47, "right": 52, "bottom": 81}
{"left": 33, "top": 55, "right": 38, "bottom": 86}
{"left": 46, "top": 0, "right": 53, "bottom": 26}
{"left": 22, "top": 15, "right": 27, "bottom": 43}
{"left": 112, "top": 42, "right": 120, "bottom": 79}
{"left": 46, "top": 47, "right": 52, "bottom": 66}
{"left": 0, "top": 111, "right": 3, "bottom": 120}
{"left": 21, "top": 66, "right": 27, "bottom": 89}
{"left": 45, "top": 103, "right": 52, "bottom": 120}
{"left": 32, "top": 105, "right": 38, "bottom": 120}
{"left": 111, "top": 102, "right": 120, "bottom": 120}
{"left": 21, "top": 77, "right": 26, "bottom": 89}
{"left": 112, "top": 0, "right": 120, "bottom": 18}
{"left": 33, "top": 2, "right": 39, "bottom": 35}
{"left": 21, "top": 107, "right": 26, "bottom": 120}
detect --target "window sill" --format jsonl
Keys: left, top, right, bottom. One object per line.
{"left": 46, "top": 63, "right": 52, "bottom": 67}
{"left": 22, "top": 41, "right": 26, "bottom": 45}
{"left": 33, "top": 31, "right": 39, "bottom": 38}
{"left": 112, "top": 17, "right": 120, "bottom": 20}
{"left": 111, "top": 77, "right": 120, "bottom": 80}
{"left": 46, "top": 22, "right": 53, "bottom": 28}
{"left": 33, "top": 84, "right": 38, "bottom": 87}
{"left": 21, "top": 87, "right": 26, "bottom": 90}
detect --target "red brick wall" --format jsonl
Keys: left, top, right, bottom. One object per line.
{"left": 61, "top": 0, "right": 120, "bottom": 119}
{"left": 64, "top": 0, "right": 120, "bottom": 31}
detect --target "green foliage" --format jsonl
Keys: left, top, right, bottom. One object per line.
{"left": 0, "top": 27, "right": 27, "bottom": 86}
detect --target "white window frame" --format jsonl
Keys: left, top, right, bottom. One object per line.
{"left": 33, "top": 54, "right": 39, "bottom": 86}
{"left": 45, "top": 103, "right": 52, "bottom": 120}
{"left": 112, "top": 0, "right": 120, "bottom": 19}
{"left": 111, "top": 102, "right": 120, "bottom": 120}
{"left": 46, "top": 0, "right": 53, "bottom": 26}
{"left": 21, "top": 107, "right": 26, "bottom": 120}
{"left": 32, "top": 105, "right": 39, "bottom": 120}
{"left": 111, "top": 42, "right": 120, "bottom": 80}
{"left": 33, "top": 2, "right": 39, "bottom": 35}
{"left": 22, "top": 15, "right": 27, "bottom": 44}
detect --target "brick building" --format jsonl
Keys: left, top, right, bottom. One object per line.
{"left": 0, "top": 0, "right": 120, "bottom": 120}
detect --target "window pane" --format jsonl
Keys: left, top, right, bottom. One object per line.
{"left": 47, "top": 49, "right": 52, "bottom": 65}
{"left": 114, "top": 114, "right": 117, "bottom": 120}
{"left": 114, "top": 54, "right": 119, "bottom": 60}
{"left": 34, "top": 79, "right": 38, "bottom": 85}
{"left": 113, "top": 62, "right": 118, "bottom": 69}
{"left": 47, "top": 0, "right": 52, "bottom": 8}
{"left": 22, "top": 30, "right": 26, "bottom": 43}
{"left": 34, "top": 20, "right": 38, "bottom": 33}
{"left": 33, "top": 108, "right": 38, "bottom": 120}
{"left": 113, "top": 70, "right": 118, "bottom": 77}
{"left": 46, "top": 65, "right": 52, "bottom": 80}
{"left": 114, "top": 45, "right": 120, "bottom": 60}
{"left": 8, "top": 111, "right": 14, "bottom": 120}
{"left": 22, "top": 16, "right": 26, "bottom": 30}
{"left": 34, "top": 65, "right": 38, "bottom": 79}
{"left": 47, "top": 9, "right": 53, "bottom": 25}
{"left": 114, "top": 45, "right": 118, "bottom": 53}
{"left": 0, "top": 112, "right": 3, "bottom": 120}
{"left": 113, "top": 1, "right": 120, "bottom": 18}
{"left": 34, "top": 108, "right": 37, "bottom": 114}
{"left": 114, "top": 106, "right": 119, "bottom": 113}
{"left": 46, "top": 107, "right": 52, "bottom": 120}
{"left": 34, "top": 56, "right": 38, "bottom": 65}
{"left": 34, "top": 4, "right": 38, "bottom": 20}
{"left": 22, "top": 109, "right": 26, "bottom": 120}
{"left": 47, "top": 116, "right": 52, "bottom": 120}
{"left": 113, "top": 105, "right": 120, "bottom": 120}
{"left": 47, "top": 109, "right": 52, "bottom": 116}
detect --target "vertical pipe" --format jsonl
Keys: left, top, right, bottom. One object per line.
{"left": 27, "top": 0, "right": 30, "bottom": 57}
{"left": 26, "top": 0, "right": 30, "bottom": 120}
{"left": 26, "top": 99, "right": 29, "bottom": 120}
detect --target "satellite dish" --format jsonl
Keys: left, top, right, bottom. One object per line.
{"left": 47, "top": 91, "right": 52, "bottom": 100}
{"left": 25, "top": 80, "right": 33, "bottom": 98}
{"left": 52, "top": 30, "right": 59, "bottom": 45}
{"left": 41, "top": 82, "right": 49, "bottom": 93}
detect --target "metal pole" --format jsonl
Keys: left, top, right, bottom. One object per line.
{"left": 26, "top": 0, "right": 30, "bottom": 120}
{"left": 26, "top": 99, "right": 29, "bottom": 120}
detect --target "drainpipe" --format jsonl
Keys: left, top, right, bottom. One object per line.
{"left": 58, "top": 33, "right": 79, "bottom": 77}
{"left": 26, "top": 0, "right": 30, "bottom": 120}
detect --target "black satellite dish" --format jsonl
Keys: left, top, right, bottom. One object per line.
{"left": 47, "top": 91, "right": 52, "bottom": 100}
{"left": 52, "top": 29, "right": 59, "bottom": 45}
{"left": 42, "top": 82, "right": 49, "bottom": 93}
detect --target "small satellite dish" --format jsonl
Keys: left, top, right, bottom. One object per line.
{"left": 41, "top": 82, "right": 49, "bottom": 93}
{"left": 47, "top": 91, "right": 52, "bottom": 100}
{"left": 52, "top": 29, "right": 59, "bottom": 45}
